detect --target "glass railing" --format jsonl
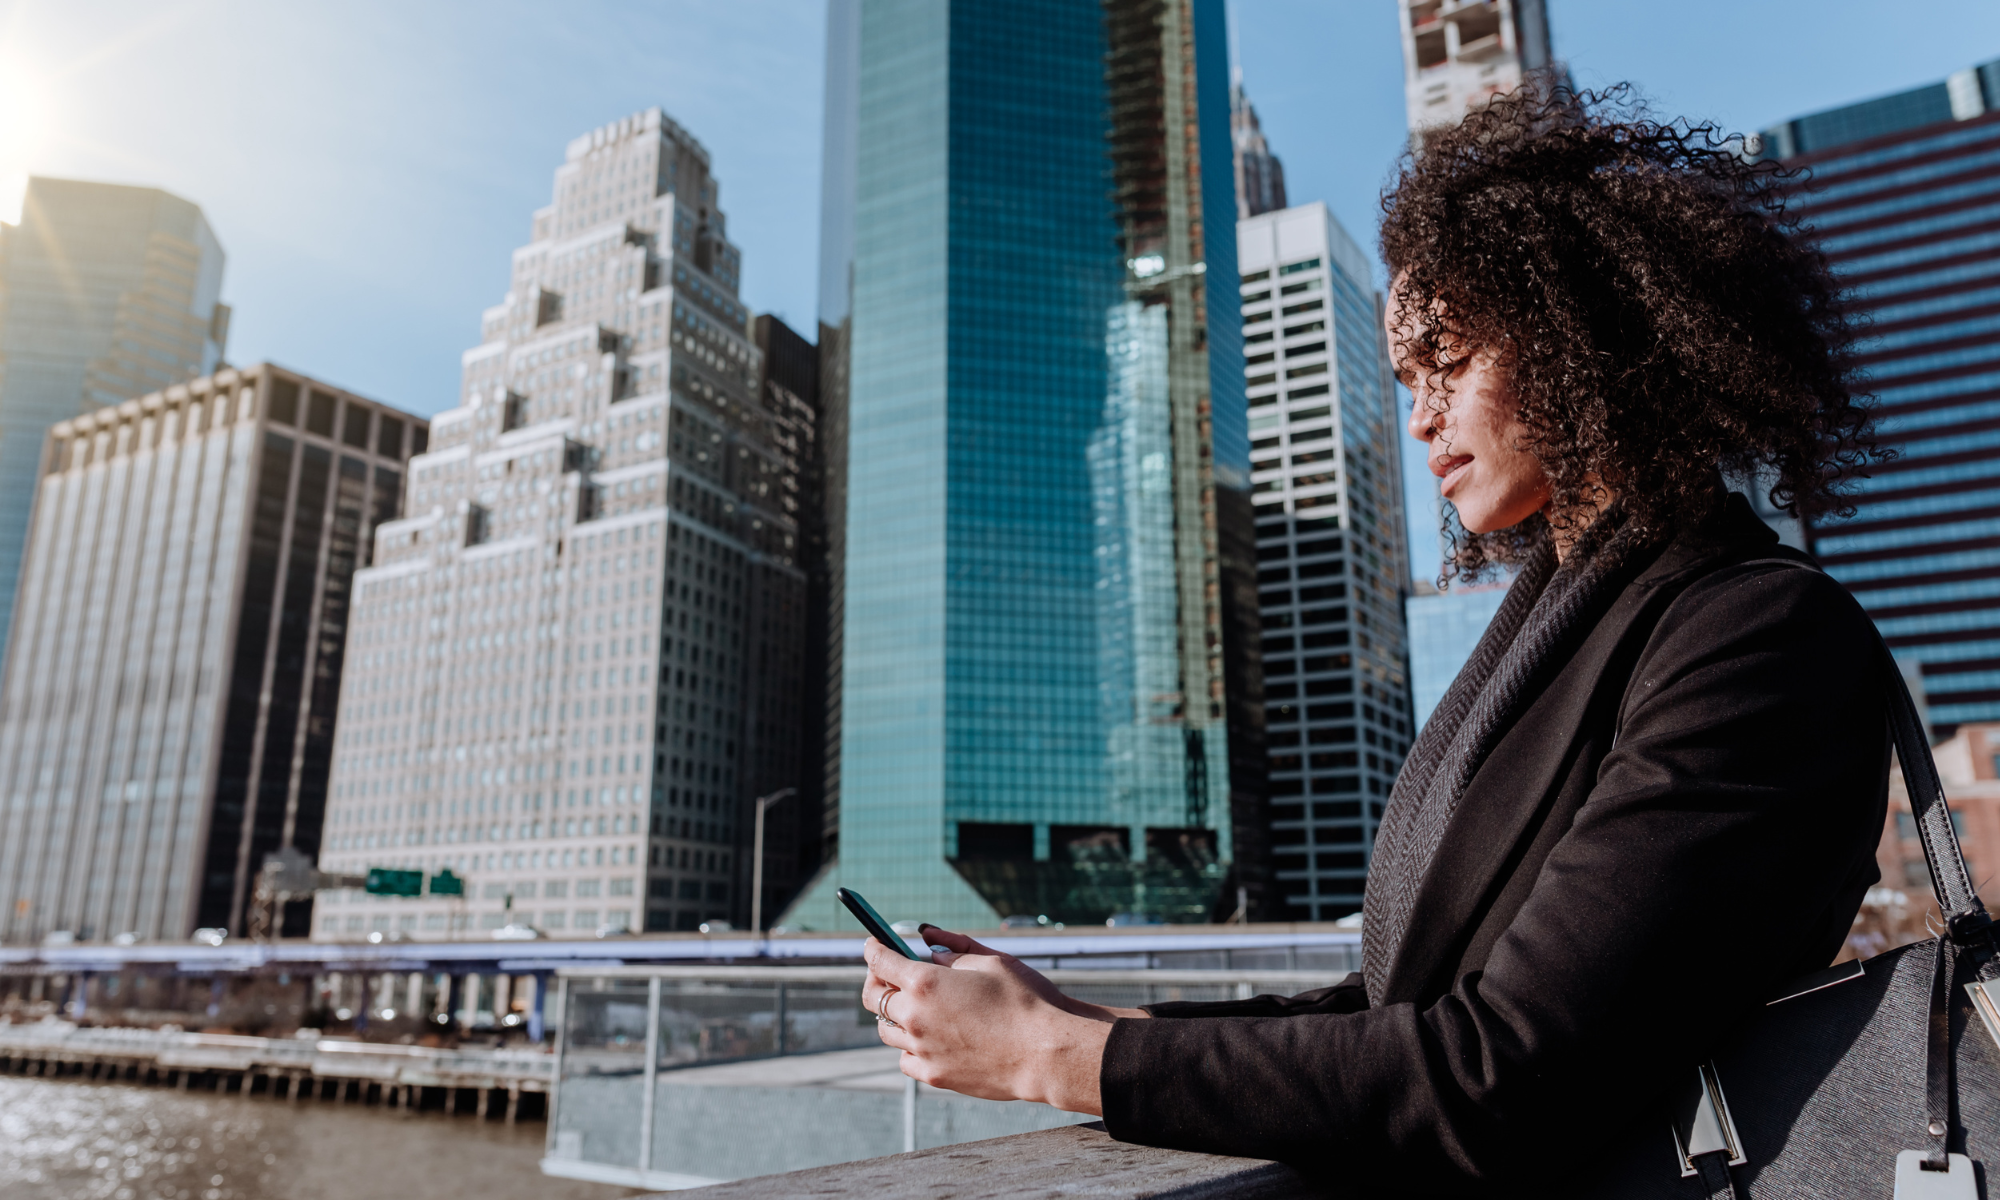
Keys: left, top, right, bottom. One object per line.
{"left": 550, "top": 968, "right": 881, "bottom": 1178}
{"left": 544, "top": 964, "right": 1346, "bottom": 1189}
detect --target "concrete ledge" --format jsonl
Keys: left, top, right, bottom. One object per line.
{"left": 665, "top": 1122, "right": 1316, "bottom": 1199}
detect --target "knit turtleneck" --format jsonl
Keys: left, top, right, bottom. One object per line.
{"left": 1362, "top": 507, "right": 1659, "bottom": 1004}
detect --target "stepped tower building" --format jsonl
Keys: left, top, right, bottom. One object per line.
{"left": 313, "top": 109, "right": 816, "bottom": 939}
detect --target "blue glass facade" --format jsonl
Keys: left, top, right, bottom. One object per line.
{"left": 790, "top": 0, "right": 1256, "bottom": 930}
{"left": 1405, "top": 588, "right": 1510, "bottom": 729}
{"left": 1768, "top": 60, "right": 2000, "bottom": 729}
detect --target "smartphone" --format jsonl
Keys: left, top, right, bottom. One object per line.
{"left": 837, "top": 886, "right": 925, "bottom": 960}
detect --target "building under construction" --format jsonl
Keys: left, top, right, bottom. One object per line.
{"left": 1396, "top": 0, "right": 1554, "bottom": 138}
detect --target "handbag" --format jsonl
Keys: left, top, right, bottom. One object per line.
{"left": 1585, "top": 633, "right": 2000, "bottom": 1199}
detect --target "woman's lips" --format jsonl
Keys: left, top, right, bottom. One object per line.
{"left": 1434, "top": 455, "right": 1472, "bottom": 497}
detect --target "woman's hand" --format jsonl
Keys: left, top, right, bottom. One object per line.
{"left": 915, "top": 925, "right": 1148, "bottom": 1022}
{"left": 859, "top": 925, "right": 1144, "bottom": 1115}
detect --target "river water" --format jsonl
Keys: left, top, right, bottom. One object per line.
{"left": 0, "top": 1076, "right": 634, "bottom": 1200}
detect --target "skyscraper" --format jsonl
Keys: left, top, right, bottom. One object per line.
{"left": 1763, "top": 60, "right": 2000, "bottom": 731}
{"left": 312, "top": 108, "right": 819, "bottom": 940}
{"left": 1396, "top": 0, "right": 1554, "bottom": 138}
{"left": 813, "top": 0, "right": 860, "bottom": 882}
{"left": 789, "top": 0, "right": 1260, "bottom": 931}
{"left": 1240, "top": 202, "right": 1412, "bottom": 921}
{"left": 747, "top": 313, "right": 828, "bottom": 926}
{"left": 1232, "top": 80, "right": 1288, "bottom": 219}
{"left": 0, "top": 179, "right": 230, "bottom": 660}
{"left": 0, "top": 365, "right": 421, "bottom": 942}
{"left": 1405, "top": 582, "right": 1507, "bottom": 728}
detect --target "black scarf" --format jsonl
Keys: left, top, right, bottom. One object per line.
{"left": 1362, "top": 508, "right": 1660, "bottom": 1004}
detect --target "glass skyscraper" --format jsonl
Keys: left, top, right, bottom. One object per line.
{"left": 1764, "top": 60, "right": 2000, "bottom": 730}
{"left": 0, "top": 179, "right": 230, "bottom": 663}
{"left": 1405, "top": 585, "right": 1509, "bottom": 729}
{"left": 789, "top": 0, "right": 1260, "bottom": 931}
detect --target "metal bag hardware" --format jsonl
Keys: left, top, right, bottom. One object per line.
{"left": 1894, "top": 1150, "right": 1977, "bottom": 1200}
{"left": 1967, "top": 979, "right": 2000, "bottom": 1056}
{"left": 1671, "top": 1062, "right": 1747, "bottom": 1177}
{"left": 1766, "top": 959, "right": 1864, "bottom": 1006}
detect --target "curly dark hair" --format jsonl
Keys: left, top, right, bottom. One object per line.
{"left": 1380, "top": 81, "right": 1883, "bottom": 582}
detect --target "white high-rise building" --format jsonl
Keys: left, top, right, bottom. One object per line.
{"left": 313, "top": 108, "right": 814, "bottom": 940}
{"left": 1240, "top": 202, "right": 1412, "bottom": 920}
{"left": 1397, "top": 0, "right": 1554, "bottom": 138}
{"left": 0, "top": 365, "right": 421, "bottom": 942}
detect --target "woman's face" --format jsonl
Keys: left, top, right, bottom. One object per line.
{"left": 1387, "top": 285, "right": 1552, "bottom": 535}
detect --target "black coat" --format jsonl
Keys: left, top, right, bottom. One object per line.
{"left": 1098, "top": 496, "right": 1890, "bottom": 1194}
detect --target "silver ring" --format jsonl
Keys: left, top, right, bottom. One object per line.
{"left": 877, "top": 987, "right": 902, "bottom": 1030}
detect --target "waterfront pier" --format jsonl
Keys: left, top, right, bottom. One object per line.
{"left": 0, "top": 1021, "right": 553, "bottom": 1122}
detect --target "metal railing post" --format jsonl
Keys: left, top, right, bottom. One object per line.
{"left": 640, "top": 976, "right": 660, "bottom": 1174}
{"left": 775, "top": 982, "right": 788, "bottom": 1056}
{"left": 749, "top": 787, "right": 796, "bottom": 938}
{"left": 545, "top": 977, "right": 569, "bottom": 1160}
{"left": 527, "top": 973, "right": 548, "bottom": 1043}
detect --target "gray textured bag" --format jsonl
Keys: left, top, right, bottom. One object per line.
{"left": 1587, "top": 639, "right": 2000, "bottom": 1199}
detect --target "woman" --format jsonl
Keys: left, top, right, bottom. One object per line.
{"left": 861, "top": 84, "right": 1889, "bottom": 1193}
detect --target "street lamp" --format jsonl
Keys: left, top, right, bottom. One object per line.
{"left": 749, "top": 787, "right": 798, "bottom": 937}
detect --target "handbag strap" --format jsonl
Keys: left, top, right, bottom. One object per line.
{"left": 1882, "top": 646, "right": 1986, "bottom": 926}
{"left": 1879, "top": 647, "right": 1992, "bottom": 1174}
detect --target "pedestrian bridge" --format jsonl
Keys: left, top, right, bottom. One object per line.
{"left": 0, "top": 921, "right": 1361, "bottom": 976}
{"left": 0, "top": 923, "right": 1360, "bottom": 1046}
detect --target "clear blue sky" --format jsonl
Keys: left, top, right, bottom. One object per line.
{"left": 5, "top": 1, "right": 2000, "bottom": 581}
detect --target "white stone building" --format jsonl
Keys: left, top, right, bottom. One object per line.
{"left": 313, "top": 108, "right": 812, "bottom": 940}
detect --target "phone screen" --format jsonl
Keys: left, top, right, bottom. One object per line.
{"left": 837, "top": 886, "right": 924, "bottom": 960}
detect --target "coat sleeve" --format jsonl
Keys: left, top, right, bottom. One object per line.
{"left": 1097, "top": 564, "right": 1887, "bottom": 1189}
{"left": 1141, "top": 971, "right": 1370, "bottom": 1020}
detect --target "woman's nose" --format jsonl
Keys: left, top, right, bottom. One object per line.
{"left": 1408, "top": 396, "right": 1437, "bottom": 443}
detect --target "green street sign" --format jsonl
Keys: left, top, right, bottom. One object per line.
{"left": 365, "top": 867, "right": 423, "bottom": 897}
{"left": 428, "top": 869, "right": 465, "bottom": 897}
